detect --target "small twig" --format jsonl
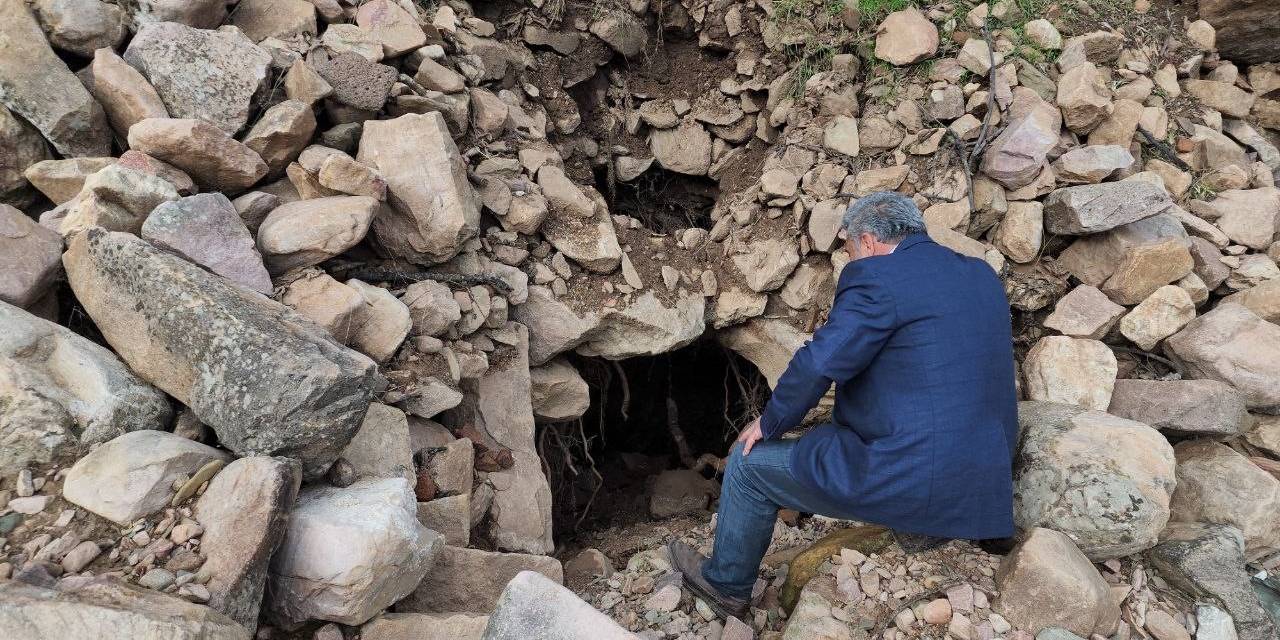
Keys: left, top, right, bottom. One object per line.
{"left": 1136, "top": 126, "right": 1191, "bottom": 171}
{"left": 398, "top": 73, "right": 430, "bottom": 97}
{"left": 1109, "top": 345, "right": 1184, "bottom": 376}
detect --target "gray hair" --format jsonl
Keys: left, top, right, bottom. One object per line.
{"left": 840, "top": 191, "right": 926, "bottom": 243}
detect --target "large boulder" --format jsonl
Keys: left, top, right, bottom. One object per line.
{"left": 0, "top": 577, "right": 250, "bottom": 640}
{"left": 540, "top": 203, "right": 623, "bottom": 274}
{"left": 340, "top": 402, "right": 414, "bottom": 483}
{"left": 397, "top": 546, "right": 563, "bottom": 615}
{"left": 0, "top": 204, "right": 62, "bottom": 308}
{"left": 194, "top": 457, "right": 300, "bottom": 632}
{"left": 650, "top": 118, "right": 713, "bottom": 176}
{"left": 357, "top": 112, "right": 480, "bottom": 265}
{"left": 1014, "top": 402, "right": 1176, "bottom": 560}
{"left": 0, "top": 301, "right": 172, "bottom": 470}
{"left": 63, "top": 430, "right": 232, "bottom": 524}
{"left": 1107, "top": 379, "right": 1249, "bottom": 436}
{"left": 0, "top": 0, "right": 110, "bottom": 157}
{"left": 994, "top": 527, "right": 1120, "bottom": 637}
{"left": 231, "top": 0, "right": 317, "bottom": 42}
{"left": 127, "top": 118, "right": 268, "bottom": 192}
{"left": 1022, "top": 336, "right": 1117, "bottom": 410}
{"left": 33, "top": 0, "right": 126, "bottom": 58}
{"left": 481, "top": 571, "right": 636, "bottom": 640}
{"left": 267, "top": 478, "right": 442, "bottom": 628}
{"left": 1199, "top": 0, "right": 1280, "bottom": 65}
{"left": 513, "top": 286, "right": 706, "bottom": 365}
{"left": 63, "top": 229, "right": 381, "bottom": 480}
{"left": 1056, "top": 213, "right": 1189, "bottom": 288}
{"left": 1164, "top": 303, "right": 1280, "bottom": 412}
{"left": 1168, "top": 440, "right": 1280, "bottom": 549}
{"left": 1043, "top": 181, "right": 1171, "bottom": 235}
{"left": 142, "top": 193, "right": 273, "bottom": 294}
{"left": 123, "top": 21, "right": 272, "bottom": 135}
{"left": 1147, "top": 523, "right": 1277, "bottom": 640}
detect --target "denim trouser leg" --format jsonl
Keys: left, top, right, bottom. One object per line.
{"left": 702, "top": 439, "right": 850, "bottom": 600}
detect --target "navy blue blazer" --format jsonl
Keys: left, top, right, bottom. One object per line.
{"left": 759, "top": 232, "right": 1018, "bottom": 540}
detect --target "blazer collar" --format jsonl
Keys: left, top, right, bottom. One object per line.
{"left": 894, "top": 232, "right": 932, "bottom": 252}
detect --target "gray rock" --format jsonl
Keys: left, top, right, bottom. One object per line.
{"left": 1014, "top": 402, "right": 1176, "bottom": 560}
{"left": 0, "top": 0, "right": 111, "bottom": 157}
{"left": 995, "top": 527, "right": 1120, "bottom": 638}
{"left": 256, "top": 195, "right": 378, "bottom": 275}
{"left": 0, "top": 301, "right": 172, "bottom": 470}
{"left": 649, "top": 469, "right": 718, "bottom": 519}
{"left": 363, "top": 612, "right": 489, "bottom": 640}
{"left": 398, "top": 546, "right": 563, "bottom": 615}
{"left": 124, "top": 21, "right": 272, "bottom": 135}
{"left": 0, "top": 104, "right": 52, "bottom": 209}
{"left": 513, "top": 287, "right": 706, "bottom": 365}
{"left": 1148, "top": 523, "right": 1276, "bottom": 640}
{"left": 1165, "top": 303, "right": 1280, "bottom": 412}
{"left": 63, "top": 430, "right": 232, "bottom": 524}
{"left": 194, "top": 457, "right": 301, "bottom": 632}
{"left": 63, "top": 229, "right": 381, "bottom": 480}
{"left": 980, "top": 88, "right": 1061, "bottom": 189}
{"left": 1168, "top": 440, "right": 1280, "bottom": 549}
{"left": 1107, "top": 379, "right": 1250, "bottom": 436}
{"left": 33, "top": 0, "right": 126, "bottom": 58}
{"left": 310, "top": 50, "right": 397, "bottom": 112}
{"left": 446, "top": 323, "right": 553, "bottom": 554}
{"left": 341, "top": 403, "right": 414, "bottom": 483}
{"left": 482, "top": 570, "right": 636, "bottom": 640}
{"left": 1043, "top": 181, "right": 1172, "bottom": 235}
{"left": 529, "top": 358, "right": 590, "bottom": 422}
{"left": 589, "top": 9, "right": 646, "bottom": 57}
{"left": 267, "top": 478, "right": 441, "bottom": 628}
{"left": 357, "top": 112, "right": 479, "bottom": 265}
{"left": 142, "top": 193, "right": 274, "bottom": 294}
{"left": 118, "top": 0, "right": 226, "bottom": 29}
{"left": 0, "top": 204, "right": 62, "bottom": 308}
{"left": 0, "top": 576, "right": 250, "bottom": 640}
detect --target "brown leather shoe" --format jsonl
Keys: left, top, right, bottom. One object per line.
{"left": 667, "top": 541, "right": 749, "bottom": 620}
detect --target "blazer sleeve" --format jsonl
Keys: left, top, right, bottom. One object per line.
{"left": 757, "top": 262, "right": 897, "bottom": 440}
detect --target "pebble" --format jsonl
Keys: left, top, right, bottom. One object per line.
{"left": 177, "top": 582, "right": 211, "bottom": 603}
{"left": 894, "top": 607, "right": 916, "bottom": 631}
{"left": 16, "top": 469, "right": 35, "bottom": 497}
{"left": 8, "top": 495, "right": 50, "bottom": 514}
{"left": 631, "top": 574, "right": 655, "bottom": 594}
{"left": 922, "top": 597, "right": 952, "bottom": 624}
{"left": 990, "top": 612, "right": 1012, "bottom": 634}
{"left": 1145, "top": 610, "right": 1191, "bottom": 640}
{"left": 61, "top": 541, "right": 101, "bottom": 573}
{"left": 694, "top": 598, "right": 716, "bottom": 621}
{"left": 53, "top": 509, "right": 75, "bottom": 528}
{"left": 645, "top": 584, "right": 681, "bottom": 612}
{"left": 947, "top": 582, "right": 975, "bottom": 612}
{"left": 139, "top": 568, "right": 176, "bottom": 590}
{"left": 170, "top": 522, "right": 204, "bottom": 544}
{"left": 314, "top": 624, "right": 344, "bottom": 640}
{"left": 722, "top": 616, "right": 754, "bottom": 640}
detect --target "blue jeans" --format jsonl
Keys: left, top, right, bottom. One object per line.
{"left": 702, "top": 439, "right": 863, "bottom": 600}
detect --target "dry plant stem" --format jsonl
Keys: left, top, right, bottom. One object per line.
{"left": 612, "top": 359, "right": 630, "bottom": 421}
{"left": 327, "top": 260, "right": 515, "bottom": 294}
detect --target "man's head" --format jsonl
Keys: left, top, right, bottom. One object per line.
{"left": 838, "top": 191, "right": 926, "bottom": 261}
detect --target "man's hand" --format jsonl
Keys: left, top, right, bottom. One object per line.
{"left": 737, "top": 417, "right": 763, "bottom": 456}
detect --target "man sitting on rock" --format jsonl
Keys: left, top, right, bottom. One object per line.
{"left": 670, "top": 191, "right": 1018, "bottom": 619}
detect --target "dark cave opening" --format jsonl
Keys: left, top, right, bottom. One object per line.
{"left": 593, "top": 164, "right": 720, "bottom": 233}
{"left": 541, "top": 338, "right": 770, "bottom": 540}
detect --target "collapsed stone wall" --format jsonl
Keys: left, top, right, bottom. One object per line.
{"left": 4, "top": 0, "right": 1280, "bottom": 638}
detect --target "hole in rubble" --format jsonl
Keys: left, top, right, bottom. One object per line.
{"left": 595, "top": 164, "right": 719, "bottom": 232}
{"left": 543, "top": 339, "right": 769, "bottom": 542}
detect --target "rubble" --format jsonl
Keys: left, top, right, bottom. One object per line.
{"left": 3, "top": 2, "right": 1280, "bottom": 639}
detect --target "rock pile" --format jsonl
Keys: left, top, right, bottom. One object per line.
{"left": 3, "top": 0, "right": 1280, "bottom": 639}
